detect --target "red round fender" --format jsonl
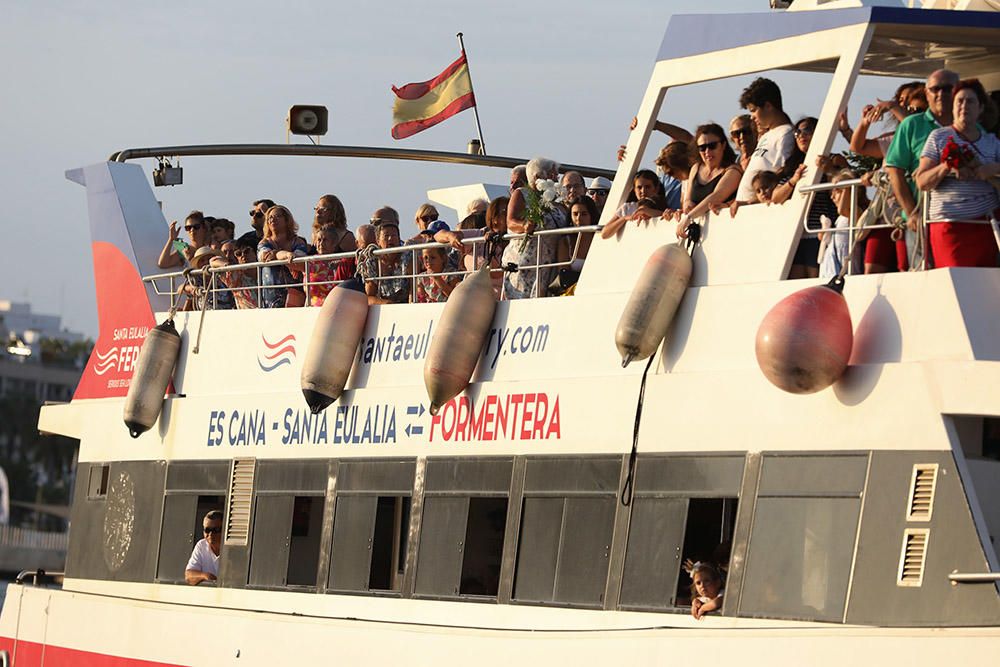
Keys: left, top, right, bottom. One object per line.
{"left": 755, "top": 278, "right": 853, "bottom": 394}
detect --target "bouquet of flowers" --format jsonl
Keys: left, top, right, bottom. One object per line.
{"left": 519, "top": 178, "right": 565, "bottom": 251}
{"left": 941, "top": 135, "right": 1000, "bottom": 194}
{"left": 941, "top": 135, "right": 975, "bottom": 171}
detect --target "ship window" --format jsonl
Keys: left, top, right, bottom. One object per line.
{"left": 512, "top": 457, "right": 620, "bottom": 608}
{"left": 739, "top": 454, "right": 866, "bottom": 623}
{"left": 618, "top": 497, "right": 738, "bottom": 610}
{"left": 88, "top": 464, "right": 110, "bottom": 499}
{"left": 328, "top": 494, "right": 410, "bottom": 594}
{"left": 414, "top": 458, "right": 513, "bottom": 600}
{"left": 249, "top": 494, "right": 325, "bottom": 589}
{"left": 415, "top": 496, "right": 508, "bottom": 599}
{"left": 951, "top": 415, "right": 1000, "bottom": 461}
{"left": 156, "top": 494, "right": 224, "bottom": 583}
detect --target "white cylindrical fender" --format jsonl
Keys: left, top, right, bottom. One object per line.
{"left": 615, "top": 243, "right": 692, "bottom": 367}
{"left": 301, "top": 278, "right": 370, "bottom": 414}
{"left": 424, "top": 265, "right": 498, "bottom": 415}
{"left": 123, "top": 319, "right": 182, "bottom": 438}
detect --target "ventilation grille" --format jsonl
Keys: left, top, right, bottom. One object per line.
{"left": 907, "top": 464, "right": 938, "bottom": 522}
{"left": 897, "top": 529, "right": 929, "bottom": 587}
{"left": 225, "top": 458, "right": 256, "bottom": 546}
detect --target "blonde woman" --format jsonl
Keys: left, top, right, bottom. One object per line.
{"left": 257, "top": 205, "right": 309, "bottom": 308}
{"left": 413, "top": 203, "right": 439, "bottom": 234}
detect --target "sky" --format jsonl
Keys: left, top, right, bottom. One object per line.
{"left": 1, "top": 0, "right": 901, "bottom": 338}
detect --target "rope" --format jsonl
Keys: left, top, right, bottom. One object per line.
{"left": 620, "top": 354, "right": 655, "bottom": 507}
{"left": 191, "top": 276, "right": 211, "bottom": 354}
{"left": 166, "top": 271, "right": 195, "bottom": 322}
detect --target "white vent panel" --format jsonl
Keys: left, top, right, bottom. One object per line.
{"left": 907, "top": 464, "right": 938, "bottom": 522}
{"left": 225, "top": 458, "right": 256, "bottom": 546}
{"left": 897, "top": 528, "right": 929, "bottom": 587}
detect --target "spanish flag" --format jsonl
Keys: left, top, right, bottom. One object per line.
{"left": 391, "top": 52, "right": 476, "bottom": 140}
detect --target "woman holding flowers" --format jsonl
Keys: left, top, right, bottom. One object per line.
{"left": 502, "top": 157, "right": 568, "bottom": 298}
{"left": 915, "top": 78, "right": 1000, "bottom": 267}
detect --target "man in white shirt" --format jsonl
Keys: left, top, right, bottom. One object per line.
{"left": 734, "top": 77, "right": 796, "bottom": 207}
{"left": 185, "top": 510, "right": 223, "bottom": 585}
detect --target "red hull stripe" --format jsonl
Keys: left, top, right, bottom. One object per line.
{"left": 0, "top": 636, "right": 184, "bottom": 667}
{"left": 391, "top": 53, "right": 468, "bottom": 101}
{"left": 391, "top": 92, "right": 476, "bottom": 140}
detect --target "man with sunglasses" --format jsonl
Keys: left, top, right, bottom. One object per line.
{"left": 236, "top": 198, "right": 275, "bottom": 247}
{"left": 734, "top": 77, "right": 795, "bottom": 206}
{"left": 884, "top": 69, "right": 958, "bottom": 238}
{"left": 185, "top": 510, "right": 223, "bottom": 585}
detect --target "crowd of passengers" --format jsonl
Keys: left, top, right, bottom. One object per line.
{"left": 159, "top": 71, "right": 1000, "bottom": 310}
{"left": 157, "top": 157, "right": 607, "bottom": 308}
{"left": 611, "top": 72, "right": 1000, "bottom": 277}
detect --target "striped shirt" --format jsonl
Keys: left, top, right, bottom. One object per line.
{"left": 920, "top": 127, "right": 1000, "bottom": 221}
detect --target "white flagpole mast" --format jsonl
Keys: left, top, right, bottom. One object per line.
{"left": 457, "top": 32, "right": 487, "bottom": 155}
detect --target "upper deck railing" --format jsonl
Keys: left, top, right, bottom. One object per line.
{"left": 144, "top": 225, "right": 601, "bottom": 312}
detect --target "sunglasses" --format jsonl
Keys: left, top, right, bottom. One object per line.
{"left": 730, "top": 127, "right": 752, "bottom": 139}
{"left": 203, "top": 526, "right": 222, "bottom": 535}
{"left": 315, "top": 206, "right": 331, "bottom": 213}
{"left": 250, "top": 210, "right": 263, "bottom": 218}
{"left": 587, "top": 189, "right": 608, "bottom": 195}
{"left": 928, "top": 84, "right": 954, "bottom": 94}
{"left": 419, "top": 214, "right": 438, "bottom": 223}
{"left": 184, "top": 223, "right": 204, "bottom": 232}
{"left": 794, "top": 127, "right": 814, "bottom": 137}
{"left": 697, "top": 140, "right": 722, "bottom": 153}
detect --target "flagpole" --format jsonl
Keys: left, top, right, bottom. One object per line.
{"left": 456, "top": 32, "right": 487, "bottom": 155}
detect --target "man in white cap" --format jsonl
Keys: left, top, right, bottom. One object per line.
{"left": 587, "top": 177, "right": 613, "bottom": 216}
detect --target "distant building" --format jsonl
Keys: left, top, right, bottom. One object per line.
{"left": 0, "top": 301, "right": 87, "bottom": 402}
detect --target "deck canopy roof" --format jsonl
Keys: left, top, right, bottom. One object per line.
{"left": 657, "top": 7, "right": 1000, "bottom": 78}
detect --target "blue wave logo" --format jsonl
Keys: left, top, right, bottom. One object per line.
{"left": 258, "top": 333, "right": 297, "bottom": 372}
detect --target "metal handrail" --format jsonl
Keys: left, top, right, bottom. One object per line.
{"left": 109, "top": 143, "right": 616, "bottom": 179}
{"left": 948, "top": 572, "right": 1000, "bottom": 584}
{"left": 144, "top": 225, "right": 601, "bottom": 309}
{"left": 801, "top": 175, "right": 1000, "bottom": 274}
{"left": 15, "top": 569, "right": 64, "bottom": 586}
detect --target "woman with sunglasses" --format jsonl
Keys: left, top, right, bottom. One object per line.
{"left": 312, "top": 195, "right": 354, "bottom": 253}
{"left": 676, "top": 124, "right": 741, "bottom": 238}
{"left": 157, "top": 210, "right": 210, "bottom": 269}
{"left": 768, "top": 117, "right": 841, "bottom": 278}
{"left": 413, "top": 203, "right": 440, "bottom": 235}
{"left": 258, "top": 205, "right": 310, "bottom": 308}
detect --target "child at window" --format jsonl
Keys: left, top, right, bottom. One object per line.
{"left": 690, "top": 562, "right": 724, "bottom": 620}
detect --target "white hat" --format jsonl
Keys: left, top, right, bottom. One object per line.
{"left": 191, "top": 246, "right": 221, "bottom": 268}
{"left": 588, "top": 176, "right": 612, "bottom": 191}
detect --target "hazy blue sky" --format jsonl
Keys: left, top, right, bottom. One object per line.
{"left": 1, "top": 1, "right": 898, "bottom": 337}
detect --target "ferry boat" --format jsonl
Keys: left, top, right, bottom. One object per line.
{"left": 3, "top": 1, "right": 1000, "bottom": 664}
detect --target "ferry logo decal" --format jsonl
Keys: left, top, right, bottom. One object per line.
{"left": 93, "top": 346, "right": 119, "bottom": 375}
{"left": 258, "top": 333, "right": 297, "bottom": 372}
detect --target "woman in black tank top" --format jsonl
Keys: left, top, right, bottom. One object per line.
{"left": 677, "top": 123, "right": 743, "bottom": 239}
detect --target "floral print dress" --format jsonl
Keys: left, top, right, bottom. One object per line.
{"left": 501, "top": 187, "right": 568, "bottom": 299}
